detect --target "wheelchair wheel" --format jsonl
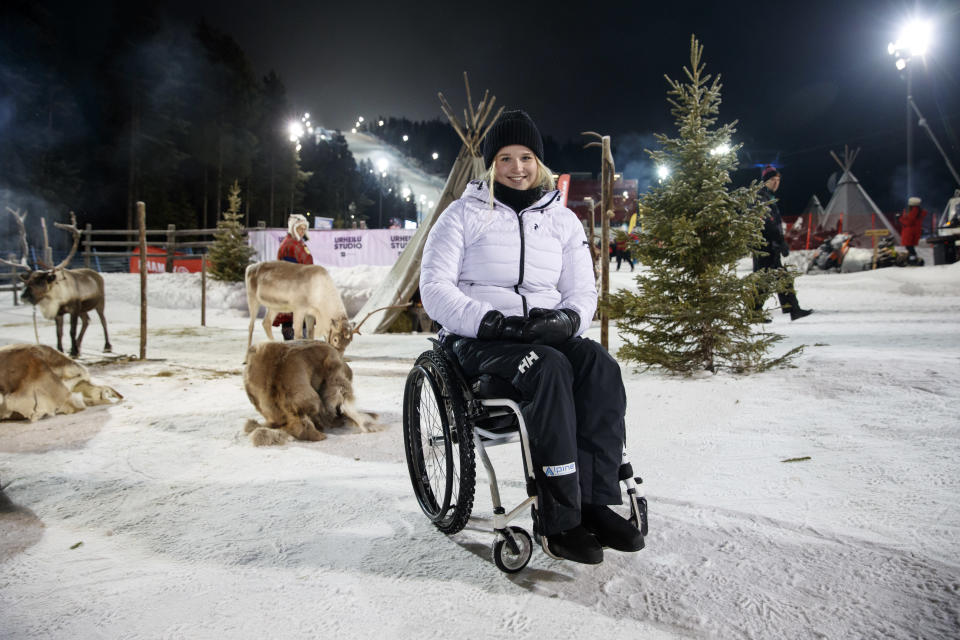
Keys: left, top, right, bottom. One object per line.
{"left": 403, "top": 349, "right": 476, "bottom": 534}
{"left": 493, "top": 526, "right": 532, "bottom": 573}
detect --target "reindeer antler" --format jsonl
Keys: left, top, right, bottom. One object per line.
{"left": 351, "top": 303, "right": 413, "bottom": 335}
{"left": 0, "top": 207, "right": 31, "bottom": 270}
{"left": 53, "top": 211, "right": 81, "bottom": 269}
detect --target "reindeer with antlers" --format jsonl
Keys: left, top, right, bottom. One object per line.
{"left": 1, "top": 208, "right": 111, "bottom": 357}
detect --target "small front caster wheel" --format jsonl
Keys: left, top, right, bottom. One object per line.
{"left": 493, "top": 526, "right": 533, "bottom": 573}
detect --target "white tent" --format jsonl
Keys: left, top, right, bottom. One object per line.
{"left": 821, "top": 147, "right": 900, "bottom": 246}
{"left": 351, "top": 75, "right": 500, "bottom": 333}
{"left": 801, "top": 194, "right": 826, "bottom": 230}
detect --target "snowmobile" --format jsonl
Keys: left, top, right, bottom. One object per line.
{"left": 873, "top": 235, "right": 909, "bottom": 269}
{"left": 807, "top": 232, "right": 856, "bottom": 273}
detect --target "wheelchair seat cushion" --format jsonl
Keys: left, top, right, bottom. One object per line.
{"left": 470, "top": 374, "right": 522, "bottom": 401}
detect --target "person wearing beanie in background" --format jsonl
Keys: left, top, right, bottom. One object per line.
{"left": 420, "top": 109, "right": 643, "bottom": 565}
{"left": 274, "top": 214, "right": 313, "bottom": 340}
{"left": 753, "top": 165, "right": 812, "bottom": 321}
{"left": 899, "top": 197, "right": 927, "bottom": 265}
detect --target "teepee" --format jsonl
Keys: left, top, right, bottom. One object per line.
{"left": 801, "top": 194, "right": 826, "bottom": 230}
{"left": 351, "top": 73, "right": 501, "bottom": 333}
{"left": 821, "top": 147, "right": 900, "bottom": 246}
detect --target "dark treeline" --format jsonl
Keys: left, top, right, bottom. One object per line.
{"left": 364, "top": 115, "right": 609, "bottom": 180}
{"left": 0, "top": 1, "right": 416, "bottom": 258}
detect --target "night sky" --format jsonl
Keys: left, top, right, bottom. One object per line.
{"left": 24, "top": 0, "right": 960, "bottom": 215}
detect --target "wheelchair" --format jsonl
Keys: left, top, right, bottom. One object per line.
{"left": 402, "top": 338, "right": 648, "bottom": 573}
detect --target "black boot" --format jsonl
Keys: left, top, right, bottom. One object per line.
{"left": 540, "top": 525, "right": 604, "bottom": 564}
{"left": 281, "top": 324, "right": 296, "bottom": 341}
{"left": 790, "top": 308, "right": 813, "bottom": 321}
{"left": 581, "top": 503, "right": 644, "bottom": 552}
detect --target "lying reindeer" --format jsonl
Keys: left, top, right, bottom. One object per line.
{"left": 0, "top": 343, "right": 122, "bottom": 422}
{"left": 243, "top": 340, "right": 379, "bottom": 446}
{"left": 2, "top": 209, "right": 111, "bottom": 357}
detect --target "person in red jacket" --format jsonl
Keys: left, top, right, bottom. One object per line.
{"left": 900, "top": 197, "right": 927, "bottom": 266}
{"left": 274, "top": 214, "right": 313, "bottom": 340}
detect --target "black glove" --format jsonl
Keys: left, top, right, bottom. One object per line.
{"left": 522, "top": 308, "right": 580, "bottom": 345}
{"left": 477, "top": 310, "right": 525, "bottom": 341}
{"left": 780, "top": 244, "right": 790, "bottom": 258}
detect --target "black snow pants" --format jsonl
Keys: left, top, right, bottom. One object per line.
{"left": 752, "top": 252, "right": 800, "bottom": 312}
{"left": 449, "top": 335, "right": 627, "bottom": 536}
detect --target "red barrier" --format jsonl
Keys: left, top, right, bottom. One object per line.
{"left": 129, "top": 246, "right": 203, "bottom": 274}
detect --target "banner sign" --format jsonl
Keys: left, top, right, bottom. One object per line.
{"left": 129, "top": 246, "right": 203, "bottom": 273}
{"left": 247, "top": 228, "right": 416, "bottom": 267}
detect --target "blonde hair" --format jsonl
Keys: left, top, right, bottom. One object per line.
{"left": 485, "top": 157, "right": 556, "bottom": 209}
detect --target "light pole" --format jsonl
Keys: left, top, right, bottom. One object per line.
{"left": 889, "top": 18, "right": 932, "bottom": 201}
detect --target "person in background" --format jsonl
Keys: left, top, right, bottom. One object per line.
{"left": 753, "top": 165, "right": 812, "bottom": 321}
{"left": 274, "top": 213, "right": 313, "bottom": 340}
{"left": 614, "top": 232, "right": 635, "bottom": 272}
{"left": 899, "top": 197, "right": 927, "bottom": 266}
{"left": 420, "top": 109, "right": 643, "bottom": 566}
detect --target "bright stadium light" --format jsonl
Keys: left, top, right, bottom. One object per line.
{"left": 656, "top": 165, "right": 670, "bottom": 181}
{"left": 288, "top": 121, "right": 304, "bottom": 142}
{"left": 710, "top": 143, "right": 731, "bottom": 156}
{"left": 888, "top": 16, "right": 934, "bottom": 204}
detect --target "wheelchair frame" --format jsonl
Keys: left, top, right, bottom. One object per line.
{"left": 402, "top": 338, "right": 647, "bottom": 573}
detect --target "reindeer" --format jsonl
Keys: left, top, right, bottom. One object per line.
{"left": 244, "top": 260, "right": 408, "bottom": 359}
{"left": 1, "top": 209, "right": 112, "bottom": 357}
{"left": 243, "top": 340, "right": 379, "bottom": 445}
{"left": 0, "top": 343, "right": 122, "bottom": 422}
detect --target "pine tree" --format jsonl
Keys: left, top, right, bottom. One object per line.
{"left": 609, "top": 36, "right": 801, "bottom": 374}
{"left": 207, "top": 180, "right": 256, "bottom": 282}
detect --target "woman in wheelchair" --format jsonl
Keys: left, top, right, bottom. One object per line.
{"left": 418, "top": 109, "right": 643, "bottom": 565}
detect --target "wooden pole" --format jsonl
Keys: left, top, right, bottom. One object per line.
{"left": 599, "top": 136, "right": 614, "bottom": 350}
{"left": 40, "top": 218, "right": 53, "bottom": 266}
{"left": 166, "top": 224, "right": 176, "bottom": 273}
{"left": 84, "top": 223, "right": 92, "bottom": 268}
{"left": 201, "top": 254, "right": 207, "bottom": 327}
{"left": 138, "top": 201, "right": 147, "bottom": 360}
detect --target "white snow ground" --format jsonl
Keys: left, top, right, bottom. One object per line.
{"left": 1, "top": 258, "right": 959, "bottom": 639}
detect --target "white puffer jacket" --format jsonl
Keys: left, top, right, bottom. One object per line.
{"left": 420, "top": 180, "right": 597, "bottom": 339}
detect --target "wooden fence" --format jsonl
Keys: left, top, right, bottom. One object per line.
{"left": 79, "top": 224, "right": 220, "bottom": 272}
{"left": 1, "top": 261, "right": 21, "bottom": 305}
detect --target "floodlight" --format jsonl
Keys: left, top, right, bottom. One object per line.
{"left": 402, "top": 134, "right": 409, "bottom": 142}
{"left": 432, "top": 152, "right": 439, "bottom": 160}
{"left": 376, "top": 158, "right": 389, "bottom": 173}
{"left": 711, "top": 143, "right": 731, "bottom": 156}
{"left": 358, "top": 116, "right": 365, "bottom": 123}
{"left": 288, "top": 121, "right": 304, "bottom": 141}
{"left": 657, "top": 165, "right": 670, "bottom": 180}
{"left": 896, "top": 58, "right": 907, "bottom": 71}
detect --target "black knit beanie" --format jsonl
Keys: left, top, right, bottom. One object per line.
{"left": 482, "top": 110, "right": 544, "bottom": 168}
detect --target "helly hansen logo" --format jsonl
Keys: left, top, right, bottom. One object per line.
{"left": 543, "top": 462, "right": 576, "bottom": 477}
{"left": 518, "top": 351, "right": 539, "bottom": 374}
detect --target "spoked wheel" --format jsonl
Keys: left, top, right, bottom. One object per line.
{"left": 493, "top": 526, "right": 533, "bottom": 573}
{"left": 403, "top": 349, "right": 475, "bottom": 534}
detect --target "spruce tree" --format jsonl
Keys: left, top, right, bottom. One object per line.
{"left": 609, "top": 37, "right": 801, "bottom": 374}
{"left": 208, "top": 180, "right": 256, "bottom": 282}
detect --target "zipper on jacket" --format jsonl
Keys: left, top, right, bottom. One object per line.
{"left": 514, "top": 210, "right": 528, "bottom": 315}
